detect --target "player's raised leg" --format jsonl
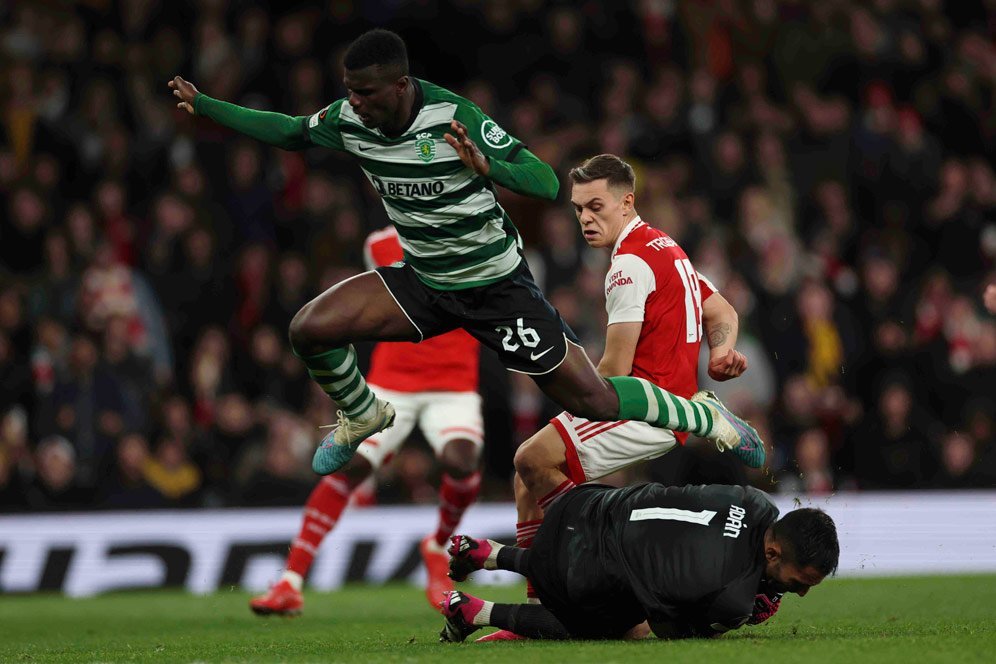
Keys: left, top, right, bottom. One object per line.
{"left": 289, "top": 271, "right": 417, "bottom": 474}
{"left": 459, "top": 272, "right": 760, "bottom": 464}
{"left": 534, "top": 342, "right": 763, "bottom": 466}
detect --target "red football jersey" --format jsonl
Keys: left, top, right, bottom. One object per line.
{"left": 605, "top": 217, "right": 716, "bottom": 443}
{"left": 364, "top": 227, "right": 480, "bottom": 392}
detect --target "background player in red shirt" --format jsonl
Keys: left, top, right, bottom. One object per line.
{"left": 250, "top": 227, "right": 484, "bottom": 616}
{"left": 486, "top": 155, "right": 756, "bottom": 634}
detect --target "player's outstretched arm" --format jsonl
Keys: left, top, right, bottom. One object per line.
{"left": 169, "top": 76, "right": 311, "bottom": 150}
{"left": 444, "top": 120, "right": 559, "bottom": 200}
{"left": 486, "top": 147, "right": 559, "bottom": 200}
{"left": 702, "top": 292, "right": 747, "bottom": 382}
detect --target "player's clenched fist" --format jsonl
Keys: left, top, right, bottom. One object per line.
{"left": 707, "top": 348, "right": 748, "bottom": 382}
{"left": 168, "top": 76, "right": 199, "bottom": 114}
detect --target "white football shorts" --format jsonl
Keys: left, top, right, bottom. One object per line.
{"left": 356, "top": 385, "right": 484, "bottom": 469}
{"left": 550, "top": 412, "right": 677, "bottom": 484}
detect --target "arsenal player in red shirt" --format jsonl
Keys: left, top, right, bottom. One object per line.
{"left": 475, "top": 154, "right": 755, "bottom": 640}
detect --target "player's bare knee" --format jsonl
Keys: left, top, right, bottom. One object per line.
{"left": 513, "top": 441, "right": 542, "bottom": 486}
{"left": 289, "top": 303, "right": 348, "bottom": 355}
{"left": 439, "top": 439, "right": 479, "bottom": 478}
{"left": 288, "top": 305, "right": 320, "bottom": 355}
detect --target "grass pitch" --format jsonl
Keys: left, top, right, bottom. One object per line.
{"left": 2, "top": 575, "right": 994, "bottom": 663}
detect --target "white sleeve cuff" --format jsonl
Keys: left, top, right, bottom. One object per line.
{"left": 605, "top": 254, "right": 656, "bottom": 325}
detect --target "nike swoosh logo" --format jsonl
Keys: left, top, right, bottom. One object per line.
{"left": 357, "top": 144, "right": 374, "bottom": 151}
{"left": 530, "top": 347, "right": 555, "bottom": 361}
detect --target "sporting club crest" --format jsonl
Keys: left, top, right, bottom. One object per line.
{"left": 415, "top": 132, "right": 436, "bottom": 162}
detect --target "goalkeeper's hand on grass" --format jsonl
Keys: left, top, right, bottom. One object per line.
{"left": 748, "top": 592, "right": 783, "bottom": 625}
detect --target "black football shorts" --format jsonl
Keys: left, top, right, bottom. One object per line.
{"left": 375, "top": 259, "right": 579, "bottom": 375}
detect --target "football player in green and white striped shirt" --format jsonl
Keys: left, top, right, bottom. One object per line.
{"left": 169, "top": 29, "right": 761, "bottom": 481}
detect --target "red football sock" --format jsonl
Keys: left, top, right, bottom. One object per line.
{"left": 434, "top": 471, "right": 482, "bottom": 546}
{"left": 516, "top": 519, "right": 542, "bottom": 600}
{"left": 286, "top": 474, "right": 351, "bottom": 577}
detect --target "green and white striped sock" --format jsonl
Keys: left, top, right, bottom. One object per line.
{"left": 607, "top": 376, "right": 714, "bottom": 437}
{"left": 299, "top": 345, "right": 377, "bottom": 420}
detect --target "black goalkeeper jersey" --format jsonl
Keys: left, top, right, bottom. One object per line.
{"left": 529, "top": 483, "right": 780, "bottom": 637}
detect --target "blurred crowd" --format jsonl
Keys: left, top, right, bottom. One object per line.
{"left": 1, "top": 0, "right": 995, "bottom": 512}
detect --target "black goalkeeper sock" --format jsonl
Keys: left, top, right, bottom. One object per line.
{"left": 496, "top": 545, "right": 530, "bottom": 574}
{"left": 490, "top": 603, "right": 571, "bottom": 640}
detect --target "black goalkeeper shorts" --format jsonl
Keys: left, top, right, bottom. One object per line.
{"left": 375, "top": 259, "right": 579, "bottom": 375}
{"left": 527, "top": 485, "right": 646, "bottom": 639}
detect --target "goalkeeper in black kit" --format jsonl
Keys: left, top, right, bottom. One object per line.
{"left": 440, "top": 483, "right": 839, "bottom": 641}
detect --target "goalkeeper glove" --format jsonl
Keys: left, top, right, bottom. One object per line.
{"left": 748, "top": 592, "right": 783, "bottom": 625}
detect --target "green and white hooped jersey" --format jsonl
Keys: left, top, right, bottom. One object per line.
{"left": 304, "top": 79, "right": 526, "bottom": 290}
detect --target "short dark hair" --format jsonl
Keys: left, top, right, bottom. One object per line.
{"left": 569, "top": 154, "right": 636, "bottom": 191}
{"left": 344, "top": 29, "right": 408, "bottom": 75}
{"left": 771, "top": 508, "right": 840, "bottom": 576}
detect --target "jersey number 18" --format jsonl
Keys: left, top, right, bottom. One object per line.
{"left": 674, "top": 258, "right": 703, "bottom": 343}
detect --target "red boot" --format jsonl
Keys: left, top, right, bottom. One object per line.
{"left": 249, "top": 579, "right": 303, "bottom": 617}
{"left": 421, "top": 535, "right": 454, "bottom": 611}
{"left": 476, "top": 630, "right": 526, "bottom": 642}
